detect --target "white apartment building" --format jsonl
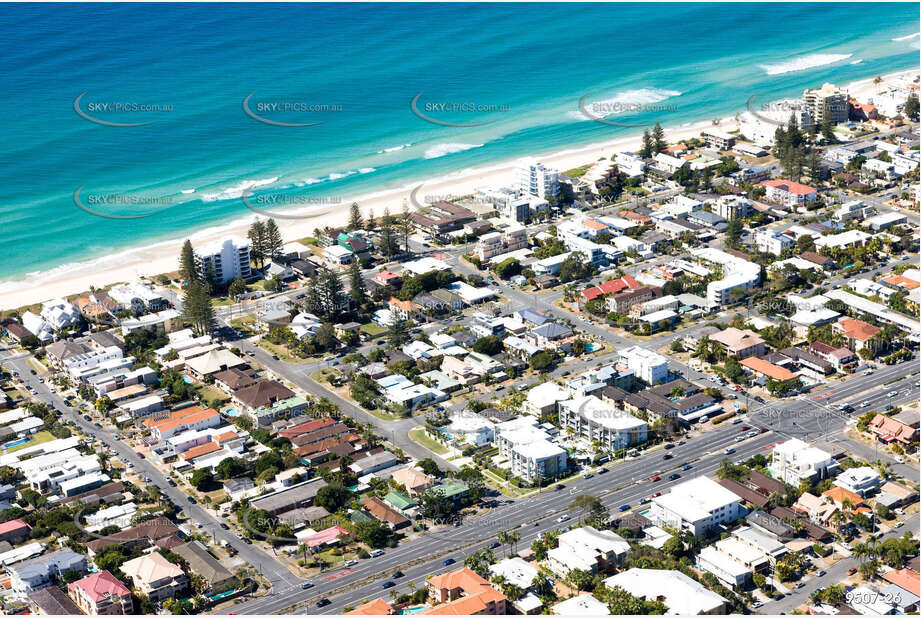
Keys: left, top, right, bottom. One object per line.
{"left": 768, "top": 438, "right": 838, "bottom": 485}
{"left": 193, "top": 237, "right": 252, "bottom": 284}
{"left": 754, "top": 229, "right": 795, "bottom": 256}
{"left": 715, "top": 196, "right": 753, "bottom": 220}
{"left": 614, "top": 151, "right": 647, "bottom": 178}
{"left": 618, "top": 346, "right": 669, "bottom": 385}
{"left": 692, "top": 247, "right": 761, "bottom": 306}
{"left": 547, "top": 526, "right": 629, "bottom": 576}
{"left": 108, "top": 282, "right": 170, "bottom": 313}
{"left": 509, "top": 440, "right": 567, "bottom": 482}
{"left": 40, "top": 299, "right": 81, "bottom": 330}
{"left": 605, "top": 569, "right": 727, "bottom": 615}
{"left": 558, "top": 395, "right": 647, "bottom": 452}
{"left": 62, "top": 345, "right": 124, "bottom": 378}
{"left": 517, "top": 159, "right": 560, "bottom": 199}
{"left": 739, "top": 101, "right": 813, "bottom": 147}
{"left": 803, "top": 83, "right": 848, "bottom": 125}
{"left": 651, "top": 476, "right": 744, "bottom": 537}
{"left": 834, "top": 466, "right": 881, "bottom": 497}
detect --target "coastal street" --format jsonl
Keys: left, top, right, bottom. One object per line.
{"left": 232, "top": 428, "right": 781, "bottom": 614}
{"left": 0, "top": 352, "right": 305, "bottom": 592}
{"left": 761, "top": 513, "right": 920, "bottom": 615}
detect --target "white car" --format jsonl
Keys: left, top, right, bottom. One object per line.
{"left": 556, "top": 515, "right": 570, "bottom": 523}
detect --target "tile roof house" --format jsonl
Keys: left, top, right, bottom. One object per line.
{"left": 740, "top": 356, "right": 797, "bottom": 382}
{"left": 173, "top": 541, "right": 235, "bottom": 594}
{"left": 360, "top": 496, "right": 410, "bottom": 529}
{"left": 0, "top": 519, "right": 31, "bottom": 545}
{"left": 391, "top": 467, "right": 435, "bottom": 497}
{"left": 424, "top": 567, "right": 507, "bottom": 615}
{"left": 346, "top": 599, "right": 396, "bottom": 615}
{"left": 28, "top": 585, "right": 82, "bottom": 615}
{"left": 212, "top": 367, "right": 259, "bottom": 393}
{"left": 710, "top": 328, "right": 766, "bottom": 358}
{"left": 85, "top": 516, "right": 182, "bottom": 555}
{"left": 234, "top": 379, "right": 296, "bottom": 410}
{"left": 833, "top": 318, "right": 881, "bottom": 350}
{"left": 868, "top": 414, "right": 918, "bottom": 449}
{"left": 68, "top": 570, "right": 133, "bottom": 615}
{"left": 792, "top": 492, "right": 839, "bottom": 527}
{"left": 120, "top": 552, "right": 188, "bottom": 603}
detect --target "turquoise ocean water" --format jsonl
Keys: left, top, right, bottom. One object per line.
{"left": 0, "top": 3, "right": 917, "bottom": 284}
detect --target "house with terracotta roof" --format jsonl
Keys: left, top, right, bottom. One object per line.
{"left": 388, "top": 297, "right": 418, "bottom": 320}
{"left": 360, "top": 496, "right": 409, "bottom": 529}
{"left": 145, "top": 406, "right": 221, "bottom": 442}
{"left": 798, "top": 251, "right": 835, "bottom": 270}
{"left": 346, "top": 599, "right": 396, "bottom": 615}
{"left": 882, "top": 568, "right": 921, "bottom": 598}
{"left": 740, "top": 356, "right": 797, "bottom": 383}
{"left": 212, "top": 367, "right": 258, "bottom": 395}
{"left": 68, "top": 570, "right": 133, "bottom": 615}
{"left": 833, "top": 318, "right": 881, "bottom": 351}
{"left": 120, "top": 552, "right": 188, "bottom": 603}
{"left": 579, "top": 275, "right": 640, "bottom": 304}
{"left": 822, "top": 486, "right": 866, "bottom": 512}
{"left": 424, "top": 567, "right": 507, "bottom": 615}
{"left": 760, "top": 179, "right": 817, "bottom": 207}
{"left": 867, "top": 414, "right": 918, "bottom": 451}
{"left": 279, "top": 417, "right": 336, "bottom": 439}
{"left": 179, "top": 441, "right": 222, "bottom": 463}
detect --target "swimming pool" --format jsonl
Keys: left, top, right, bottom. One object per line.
{"left": 585, "top": 343, "right": 601, "bottom": 353}
{"left": 223, "top": 408, "right": 240, "bottom": 417}
{"left": 4, "top": 438, "right": 29, "bottom": 450}
{"left": 398, "top": 606, "right": 426, "bottom": 615}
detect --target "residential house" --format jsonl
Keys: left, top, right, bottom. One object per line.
{"left": 8, "top": 550, "right": 87, "bottom": 595}
{"left": 710, "top": 328, "right": 766, "bottom": 359}
{"left": 120, "top": 552, "right": 188, "bottom": 603}
{"left": 768, "top": 439, "right": 837, "bottom": 485}
{"left": 834, "top": 467, "right": 881, "bottom": 497}
{"left": 867, "top": 414, "right": 918, "bottom": 451}
{"left": 423, "top": 567, "right": 507, "bottom": 615}
{"left": 604, "top": 569, "right": 727, "bottom": 615}
{"left": 547, "top": 526, "right": 629, "bottom": 577}
{"left": 68, "top": 570, "right": 133, "bottom": 615}
{"left": 650, "top": 476, "right": 744, "bottom": 537}
{"left": 760, "top": 179, "right": 817, "bottom": 207}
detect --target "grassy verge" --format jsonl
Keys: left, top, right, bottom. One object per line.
{"left": 256, "top": 339, "right": 307, "bottom": 364}
{"left": 408, "top": 428, "right": 449, "bottom": 455}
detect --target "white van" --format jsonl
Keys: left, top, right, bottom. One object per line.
{"left": 370, "top": 550, "right": 385, "bottom": 558}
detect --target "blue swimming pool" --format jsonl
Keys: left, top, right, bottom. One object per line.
{"left": 4, "top": 438, "right": 29, "bottom": 449}
{"left": 585, "top": 343, "right": 600, "bottom": 353}
{"left": 224, "top": 408, "right": 240, "bottom": 417}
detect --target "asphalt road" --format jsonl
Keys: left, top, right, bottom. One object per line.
{"left": 0, "top": 351, "right": 304, "bottom": 591}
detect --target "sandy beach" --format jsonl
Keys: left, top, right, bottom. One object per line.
{"left": 1, "top": 68, "right": 916, "bottom": 311}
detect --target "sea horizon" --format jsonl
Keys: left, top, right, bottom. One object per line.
{"left": 0, "top": 3, "right": 918, "bottom": 286}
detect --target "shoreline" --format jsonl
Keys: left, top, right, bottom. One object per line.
{"left": 1, "top": 67, "right": 917, "bottom": 311}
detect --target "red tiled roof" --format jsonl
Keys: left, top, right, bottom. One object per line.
{"left": 835, "top": 318, "right": 881, "bottom": 342}
{"left": 740, "top": 356, "right": 797, "bottom": 382}
{"left": 761, "top": 179, "right": 817, "bottom": 195}
{"left": 882, "top": 569, "right": 921, "bottom": 596}
{"left": 69, "top": 570, "right": 130, "bottom": 603}
{"left": 0, "top": 519, "right": 30, "bottom": 535}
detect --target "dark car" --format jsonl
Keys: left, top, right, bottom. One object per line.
{"left": 242, "top": 537, "right": 252, "bottom": 544}
{"left": 618, "top": 504, "right": 630, "bottom": 512}
{"left": 597, "top": 467, "right": 608, "bottom": 474}
{"left": 663, "top": 453, "right": 673, "bottom": 460}
{"left": 739, "top": 425, "right": 750, "bottom": 431}
{"left": 167, "top": 479, "right": 177, "bottom": 486}
{"left": 381, "top": 581, "right": 395, "bottom": 589}
{"left": 392, "top": 571, "right": 404, "bottom": 579}
{"left": 663, "top": 443, "right": 675, "bottom": 449}
{"left": 443, "top": 558, "right": 455, "bottom": 566}
{"left": 583, "top": 473, "right": 594, "bottom": 479}
{"left": 773, "top": 593, "right": 784, "bottom": 601}
{"left": 489, "top": 542, "right": 501, "bottom": 549}
{"left": 83, "top": 414, "right": 91, "bottom": 421}
{"left": 668, "top": 473, "right": 680, "bottom": 480}
{"left": 556, "top": 484, "right": 565, "bottom": 490}
{"left": 187, "top": 496, "right": 197, "bottom": 503}
{"left": 220, "top": 523, "right": 229, "bottom": 530}
{"left": 316, "top": 599, "right": 331, "bottom": 608}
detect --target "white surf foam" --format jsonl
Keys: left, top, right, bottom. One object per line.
{"left": 570, "top": 88, "right": 682, "bottom": 121}
{"left": 761, "top": 53, "right": 852, "bottom": 75}
{"left": 423, "top": 143, "right": 484, "bottom": 159}
{"left": 200, "top": 177, "right": 278, "bottom": 202}
{"left": 892, "top": 32, "right": 920, "bottom": 41}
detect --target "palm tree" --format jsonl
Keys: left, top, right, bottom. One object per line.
{"left": 497, "top": 530, "right": 510, "bottom": 558}
{"left": 508, "top": 530, "right": 521, "bottom": 556}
